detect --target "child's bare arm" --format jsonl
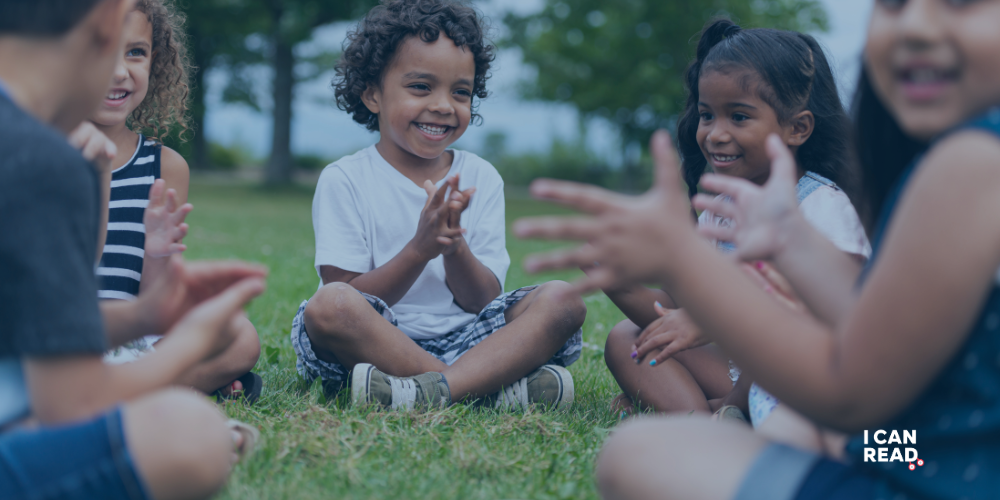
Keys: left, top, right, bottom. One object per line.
{"left": 29, "top": 259, "right": 266, "bottom": 423}
{"left": 516, "top": 131, "right": 1000, "bottom": 431}
{"left": 440, "top": 176, "right": 502, "bottom": 312}
{"left": 321, "top": 177, "right": 463, "bottom": 306}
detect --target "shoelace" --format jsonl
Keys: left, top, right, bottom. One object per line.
{"left": 389, "top": 377, "right": 418, "bottom": 410}
{"left": 494, "top": 376, "right": 529, "bottom": 410}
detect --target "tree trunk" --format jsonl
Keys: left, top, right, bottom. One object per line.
{"left": 265, "top": 32, "right": 294, "bottom": 185}
{"left": 190, "top": 46, "right": 210, "bottom": 170}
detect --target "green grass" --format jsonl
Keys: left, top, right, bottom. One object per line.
{"left": 183, "top": 178, "right": 628, "bottom": 500}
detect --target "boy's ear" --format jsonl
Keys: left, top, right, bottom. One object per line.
{"left": 361, "top": 84, "right": 381, "bottom": 115}
{"left": 786, "top": 110, "right": 815, "bottom": 147}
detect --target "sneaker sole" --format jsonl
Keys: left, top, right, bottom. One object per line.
{"left": 542, "top": 364, "right": 574, "bottom": 411}
{"left": 351, "top": 363, "right": 376, "bottom": 406}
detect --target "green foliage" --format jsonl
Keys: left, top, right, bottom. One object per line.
{"left": 209, "top": 141, "right": 259, "bottom": 170}
{"left": 294, "top": 153, "right": 331, "bottom": 171}
{"left": 183, "top": 180, "right": 630, "bottom": 499}
{"left": 504, "top": 0, "right": 829, "bottom": 147}
{"left": 482, "top": 131, "right": 652, "bottom": 191}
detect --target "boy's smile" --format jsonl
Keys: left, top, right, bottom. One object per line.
{"left": 363, "top": 34, "right": 475, "bottom": 179}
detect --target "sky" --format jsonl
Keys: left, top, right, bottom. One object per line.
{"left": 203, "top": 0, "right": 874, "bottom": 162}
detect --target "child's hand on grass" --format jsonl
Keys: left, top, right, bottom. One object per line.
{"left": 144, "top": 179, "right": 193, "bottom": 258}
{"left": 68, "top": 121, "right": 117, "bottom": 174}
{"left": 693, "top": 136, "right": 802, "bottom": 263}
{"left": 513, "top": 130, "right": 696, "bottom": 293}
{"left": 632, "top": 303, "right": 709, "bottom": 366}
{"left": 412, "top": 175, "right": 468, "bottom": 260}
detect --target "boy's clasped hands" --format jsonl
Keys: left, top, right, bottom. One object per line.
{"left": 414, "top": 174, "right": 476, "bottom": 260}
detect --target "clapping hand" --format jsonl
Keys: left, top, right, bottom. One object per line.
{"left": 143, "top": 179, "right": 193, "bottom": 258}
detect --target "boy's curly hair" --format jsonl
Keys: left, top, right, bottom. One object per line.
{"left": 131, "top": 0, "right": 191, "bottom": 140}
{"left": 334, "top": 0, "right": 495, "bottom": 132}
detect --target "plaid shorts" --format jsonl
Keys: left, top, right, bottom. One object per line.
{"left": 290, "top": 285, "right": 583, "bottom": 392}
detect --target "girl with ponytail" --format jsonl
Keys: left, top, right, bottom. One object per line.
{"left": 602, "top": 19, "right": 869, "bottom": 450}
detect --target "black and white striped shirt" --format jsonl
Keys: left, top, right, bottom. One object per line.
{"left": 97, "top": 135, "right": 160, "bottom": 300}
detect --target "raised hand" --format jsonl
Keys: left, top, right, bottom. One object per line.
{"left": 137, "top": 256, "right": 268, "bottom": 337}
{"left": 632, "top": 303, "right": 709, "bottom": 366}
{"left": 512, "top": 130, "right": 696, "bottom": 294}
{"left": 692, "top": 135, "right": 801, "bottom": 263}
{"left": 144, "top": 179, "right": 193, "bottom": 258}
{"left": 68, "top": 121, "right": 117, "bottom": 173}
{"left": 411, "top": 175, "right": 467, "bottom": 261}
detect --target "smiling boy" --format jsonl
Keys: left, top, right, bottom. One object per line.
{"left": 291, "top": 0, "right": 586, "bottom": 410}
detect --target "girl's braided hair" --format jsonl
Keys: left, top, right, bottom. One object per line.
{"left": 131, "top": 0, "right": 191, "bottom": 141}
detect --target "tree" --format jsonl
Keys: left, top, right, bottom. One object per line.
{"left": 505, "top": 0, "right": 828, "bottom": 189}
{"left": 180, "top": 0, "right": 266, "bottom": 170}
{"left": 252, "top": 0, "right": 375, "bottom": 185}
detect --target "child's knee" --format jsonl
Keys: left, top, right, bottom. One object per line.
{"left": 304, "top": 282, "right": 365, "bottom": 337}
{"left": 535, "top": 280, "right": 587, "bottom": 329}
{"left": 124, "top": 389, "right": 232, "bottom": 497}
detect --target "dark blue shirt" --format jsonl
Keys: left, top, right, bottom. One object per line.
{"left": 845, "top": 110, "right": 1000, "bottom": 499}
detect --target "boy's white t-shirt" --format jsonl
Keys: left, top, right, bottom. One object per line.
{"left": 312, "top": 145, "right": 510, "bottom": 340}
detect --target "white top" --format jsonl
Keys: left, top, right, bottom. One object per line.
{"left": 312, "top": 145, "right": 510, "bottom": 340}
{"left": 699, "top": 181, "right": 872, "bottom": 259}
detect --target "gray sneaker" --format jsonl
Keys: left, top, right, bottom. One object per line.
{"left": 350, "top": 363, "right": 451, "bottom": 410}
{"left": 492, "top": 365, "right": 574, "bottom": 411}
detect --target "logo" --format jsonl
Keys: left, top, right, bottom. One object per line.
{"left": 863, "top": 429, "right": 921, "bottom": 470}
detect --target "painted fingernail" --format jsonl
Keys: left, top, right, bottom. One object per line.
{"left": 755, "top": 261, "right": 765, "bottom": 270}
{"left": 764, "top": 285, "right": 774, "bottom": 293}
{"left": 620, "top": 411, "right": 627, "bottom": 420}
{"left": 654, "top": 301, "right": 663, "bottom": 309}
{"left": 630, "top": 351, "right": 638, "bottom": 359}
{"left": 649, "top": 359, "right": 657, "bottom": 366}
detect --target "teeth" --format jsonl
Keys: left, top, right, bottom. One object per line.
{"left": 417, "top": 123, "right": 448, "bottom": 135}
{"left": 909, "top": 69, "right": 942, "bottom": 83}
{"left": 107, "top": 91, "right": 127, "bottom": 100}
{"left": 713, "top": 154, "right": 739, "bottom": 162}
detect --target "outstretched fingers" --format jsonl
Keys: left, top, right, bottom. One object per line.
{"left": 691, "top": 193, "right": 740, "bottom": 220}
{"left": 765, "top": 134, "right": 799, "bottom": 187}
{"left": 650, "top": 130, "right": 684, "bottom": 193}
{"left": 528, "top": 179, "right": 619, "bottom": 215}
{"left": 513, "top": 215, "right": 601, "bottom": 242}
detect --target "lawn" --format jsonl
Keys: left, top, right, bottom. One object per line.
{"left": 183, "top": 177, "right": 629, "bottom": 500}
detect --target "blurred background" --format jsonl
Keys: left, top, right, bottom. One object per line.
{"left": 172, "top": 0, "right": 871, "bottom": 191}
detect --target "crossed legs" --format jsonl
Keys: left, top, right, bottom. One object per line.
{"left": 302, "top": 281, "right": 586, "bottom": 401}
{"left": 604, "top": 319, "right": 734, "bottom": 414}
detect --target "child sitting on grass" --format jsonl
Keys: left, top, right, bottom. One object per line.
{"left": 291, "top": 0, "right": 586, "bottom": 410}
{"left": 73, "top": 0, "right": 262, "bottom": 402}
{"left": 517, "top": 0, "right": 1000, "bottom": 497}
{"left": 0, "top": 1, "right": 265, "bottom": 498}
{"left": 602, "top": 20, "right": 869, "bottom": 441}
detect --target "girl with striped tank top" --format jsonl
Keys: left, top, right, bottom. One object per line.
{"left": 72, "top": 0, "right": 262, "bottom": 403}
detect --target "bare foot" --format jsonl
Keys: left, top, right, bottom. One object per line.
{"left": 219, "top": 379, "right": 244, "bottom": 398}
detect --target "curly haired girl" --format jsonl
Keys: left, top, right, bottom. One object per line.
{"left": 79, "top": 0, "right": 263, "bottom": 403}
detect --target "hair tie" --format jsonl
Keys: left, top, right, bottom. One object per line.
{"left": 724, "top": 24, "right": 742, "bottom": 38}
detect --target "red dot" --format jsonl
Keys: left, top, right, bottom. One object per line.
{"left": 917, "top": 459, "right": 924, "bottom": 466}
{"left": 909, "top": 463, "right": 916, "bottom": 471}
